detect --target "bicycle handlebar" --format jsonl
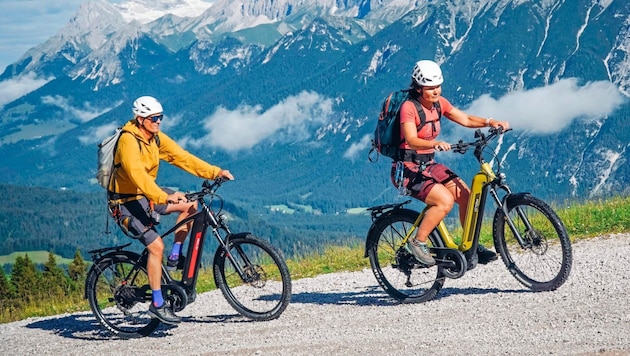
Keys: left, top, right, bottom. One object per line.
{"left": 446, "top": 127, "right": 511, "bottom": 154}
{"left": 185, "top": 177, "right": 230, "bottom": 202}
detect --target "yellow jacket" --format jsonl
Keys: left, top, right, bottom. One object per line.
{"left": 109, "top": 120, "right": 222, "bottom": 204}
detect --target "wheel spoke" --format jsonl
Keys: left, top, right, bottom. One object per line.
{"left": 495, "top": 195, "right": 572, "bottom": 291}
{"left": 87, "top": 254, "right": 160, "bottom": 338}
{"left": 367, "top": 209, "right": 444, "bottom": 303}
{"left": 214, "top": 235, "right": 291, "bottom": 320}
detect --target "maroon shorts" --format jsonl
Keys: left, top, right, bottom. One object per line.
{"left": 390, "top": 162, "right": 458, "bottom": 201}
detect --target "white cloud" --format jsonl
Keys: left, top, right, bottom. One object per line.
{"left": 42, "top": 95, "right": 121, "bottom": 123}
{"left": 464, "top": 78, "right": 627, "bottom": 134}
{"left": 344, "top": 134, "right": 372, "bottom": 161}
{"left": 343, "top": 78, "right": 627, "bottom": 161}
{"left": 0, "top": 72, "right": 52, "bottom": 108}
{"left": 184, "top": 91, "right": 335, "bottom": 152}
{"left": 79, "top": 122, "right": 120, "bottom": 145}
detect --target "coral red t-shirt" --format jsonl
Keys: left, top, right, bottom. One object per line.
{"left": 399, "top": 96, "right": 453, "bottom": 155}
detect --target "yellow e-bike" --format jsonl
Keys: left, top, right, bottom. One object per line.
{"left": 365, "top": 128, "right": 572, "bottom": 303}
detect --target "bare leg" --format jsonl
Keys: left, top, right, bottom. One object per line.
{"left": 166, "top": 201, "right": 198, "bottom": 246}
{"left": 444, "top": 177, "right": 470, "bottom": 227}
{"left": 146, "top": 237, "right": 164, "bottom": 291}
{"left": 414, "top": 184, "right": 455, "bottom": 242}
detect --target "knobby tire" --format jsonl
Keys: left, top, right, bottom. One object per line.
{"left": 213, "top": 234, "right": 292, "bottom": 320}
{"left": 367, "top": 209, "right": 445, "bottom": 303}
{"left": 493, "top": 194, "right": 572, "bottom": 291}
{"left": 85, "top": 252, "right": 161, "bottom": 338}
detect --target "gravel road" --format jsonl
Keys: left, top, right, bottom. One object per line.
{"left": 1, "top": 233, "right": 629, "bottom": 355}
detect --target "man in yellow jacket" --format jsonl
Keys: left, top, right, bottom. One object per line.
{"left": 109, "top": 95, "right": 233, "bottom": 324}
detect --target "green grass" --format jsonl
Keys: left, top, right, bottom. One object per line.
{"left": 1, "top": 195, "right": 628, "bottom": 324}
{"left": 0, "top": 251, "right": 74, "bottom": 265}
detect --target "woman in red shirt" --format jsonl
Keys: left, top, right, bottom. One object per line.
{"left": 393, "top": 60, "right": 509, "bottom": 266}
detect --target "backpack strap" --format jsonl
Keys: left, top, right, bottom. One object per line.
{"left": 396, "top": 98, "right": 442, "bottom": 163}
{"left": 108, "top": 131, "right": 147, "bottom": 195}
{"left": 408, "top": 98, "right": 441, "bottom": 130}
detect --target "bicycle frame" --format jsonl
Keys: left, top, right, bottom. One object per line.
{"left": 397, "top": 129, "right": 533, "bottom": 255}
{"left": 85, "top": 179, "right": 292, "bottom": 337}
{"left": 157, "top": 193, "right": 251, "bottom": 294}
{"left": 159, "top": 209, "right": 207, "bottom": 290}
{"left": 403, "top": 161, "right": 499, "bottom": 252}
{"left": 364, "top": 127, "right": 574, "bottom": 304}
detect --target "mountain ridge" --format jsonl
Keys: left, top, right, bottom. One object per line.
{"left": 0, "top": 0, "right": 628, "bottom": 211}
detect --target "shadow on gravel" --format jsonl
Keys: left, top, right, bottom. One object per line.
{"left": 183, "top": 313, "right": 256, "bottom": 324}
{"left": 290, "top": 286, "right": 399, "bottom": 306}
{"left": 290, "top": 285, "right": 533, "bottom": 306}
{"left": 433, "top": 286, "right": 534, "bottom": 301}
{"left": 24, "top": 312, "right": 178, "bottom": 340}
{"left": 24, "top": 312, "right": 248, "bottom": 340}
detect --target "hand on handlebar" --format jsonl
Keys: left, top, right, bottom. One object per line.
{"left": 217, "top": 169, "right": 234, "bottom": 181}
{"left": 167, "top": 191, "right": 188, "bottom": 204}
{"left": 434, "top": 141, "right": 451, "bottom": 152}
{"left": 489, "top": 118, "right": 510, "bottom": 131}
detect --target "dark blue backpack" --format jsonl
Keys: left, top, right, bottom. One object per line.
{"left": 368, "top": 89, "right": 441, "bottom": 162}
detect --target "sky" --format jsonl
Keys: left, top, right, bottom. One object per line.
{"left": 0, "top": 0, "right": 215, "bottom": 72}
{"left": 0, "top": 1, "right": 626, "bottom": 156}
{"left": 0, "top": 1, "right": 87, "bottom": 72}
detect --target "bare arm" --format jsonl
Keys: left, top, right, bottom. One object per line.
{"left": 445, "top": 107, "right": 510, "bottom": 130}
{"left": 404, "top": 106, "right": 511, "bottom": 152}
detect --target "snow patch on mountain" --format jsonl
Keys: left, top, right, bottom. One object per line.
{"left": 18, "top": 0, "right": 128, "bottom": 73}
{"left": 607, "top": 15, "right": 630, "bottom": 97}
{"left": 590, "top": 148, "right": 624, "bottom": 197}
{"left": 114, "top": 0, "right": 214, "bottom": 24}
{"left": 361, "top": 43, "right": 400, "bottom": 82}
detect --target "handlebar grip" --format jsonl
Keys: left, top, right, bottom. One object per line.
{"left": 215, "top": 176, "right": 229, "bottom": 184}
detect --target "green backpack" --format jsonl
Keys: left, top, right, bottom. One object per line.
{"left": 369, "top": 89, "right": 441, "bottom": 162}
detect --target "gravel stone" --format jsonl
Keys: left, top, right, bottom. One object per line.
{"left": 1, "top": 233, "right": 629, "bottom": 355}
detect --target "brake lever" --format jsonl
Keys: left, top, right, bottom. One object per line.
{"left": 451, "top": 139, "right": 469, "bottom": 154}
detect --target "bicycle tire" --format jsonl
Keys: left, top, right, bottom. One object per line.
{"left": 366, "top": 209, "right": 445, "bottom": 303}
{"left": 493, "top": 194, "right": 572, "bottom": 291}
{"left": 213, "top": 233, "right": 292, "bottom": 320}
{"left": 85, "top": 252, "right": 160, "bottom": 338}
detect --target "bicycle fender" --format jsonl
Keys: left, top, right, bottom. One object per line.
{"left": 364, "top": 223, "right": 380, "bottom": 258}
{"left": 83, "top": 250, "right": 142, "bottom": 299}
{"left": 218, "top": 232, "right": 254, "bottom": 253}
{"left": 222, "top": 232, "right": 254, "bottom": 247}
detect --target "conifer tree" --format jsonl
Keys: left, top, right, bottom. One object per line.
{"left": 10, "top": 254, "right": 40, "bottom": 305}
{"left": 42, "top": 252, "right": 70, "bottom": 297}
{"left": 68, "top": 249, "right": 87, "bottom": 282}
{"left": 0, "top": 267, "right": 14, "bottom": 304}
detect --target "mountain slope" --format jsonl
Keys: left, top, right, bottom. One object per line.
{"left": 0, "top": 0, "right": 628, "bottom": 215}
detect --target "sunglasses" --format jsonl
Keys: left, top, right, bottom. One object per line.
{"left": 147, "top": 114, "right": 163, "bottom": 123}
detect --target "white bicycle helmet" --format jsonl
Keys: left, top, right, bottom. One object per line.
{"left": 411, "top": 60, "right": 444, "bottom": 87}
{"left": 132, "top": 96, "right": 163, "bottom": 117}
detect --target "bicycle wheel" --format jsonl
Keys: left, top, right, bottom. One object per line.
{"left": 493, "top": 194, "right": 572, "bottom": 291}
{"left": 85, "top": 252, "right": 160, "bottom": 338}
{"left": 367, "top": 209, "right": 445, "bottom": 303}
{"left": 213, "top": 233, "right": 292, "bottom": 320}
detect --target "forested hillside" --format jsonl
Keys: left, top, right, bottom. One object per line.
{"left": 0, "top": 184, "right": 367, "bottom": 261}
